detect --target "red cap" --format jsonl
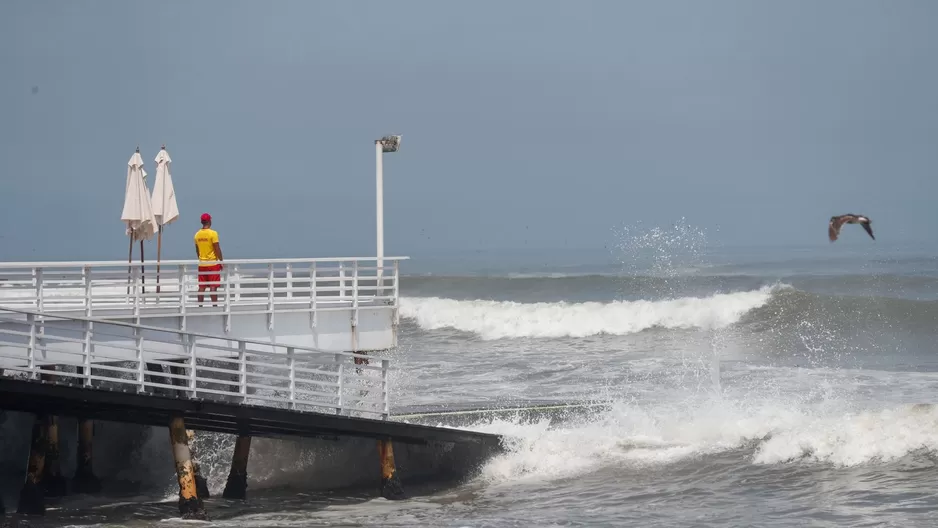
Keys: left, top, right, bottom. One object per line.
{"left": 200, "top": 213, "right": 212, "bottom": 223}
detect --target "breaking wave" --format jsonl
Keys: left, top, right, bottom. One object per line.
{"left": 400, "top": 281, "right": 938, "bottom": 341}
{"left": 468, "top": 399, "right": 938, "bottom": 487}
{"left": 399, "top": 284, "right": 786, "bottom": 340}
{"left": 752, "top": 403, "right": 938, "bottom": 466}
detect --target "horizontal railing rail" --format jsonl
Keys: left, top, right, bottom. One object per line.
{"left": 0, "top": 256, "right": 407, "bottom": 331}
{"left": 0, "top": 306, "right": 392, "bottom": 420}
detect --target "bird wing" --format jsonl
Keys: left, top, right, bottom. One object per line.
{"left": 837, "top": 214, "right": 858, "bottom": 225}
{"left": 828, "top": 215, "right": 856, "bottom": 242}
{"left": 828, "top": 219, "right": 840, "bottom": 241}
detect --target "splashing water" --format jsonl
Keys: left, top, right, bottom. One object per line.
{"left": 611, "top": 218, "right": 724, "bottom": 393}
{"left": 465, "top": 394, "right": 938, "bottom": 491}
{"left": 612, "top": 217, "right": 710, "bottom": 282}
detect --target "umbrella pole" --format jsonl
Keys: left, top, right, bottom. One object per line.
{"left": 140, "top": 240, "right": 146, "bottom": 295}
{"left": 127, "top": 231, "right": 134, "bottom": 296}
{"left": 156, "top": 226, "right": 162, "bottom": 295}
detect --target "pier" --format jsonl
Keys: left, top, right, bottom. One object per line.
{"left": 0, "top": 257, "right": 504, "bottom": 520}
{"left": 0, "top": 256, "right": 408, "bottom": 353}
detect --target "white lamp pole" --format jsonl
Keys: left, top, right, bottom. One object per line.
{"left": 375, "top": 135, "right": 401, "bottom": 283}
{"left": 375, "top": 141, "right": 385, "bottom": 268}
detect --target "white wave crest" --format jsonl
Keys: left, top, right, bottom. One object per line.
{"left": 753, "top": 403, "right": 938, "bottom": 466}
{"left": 466, "top": 400, "right": 938, "bottom": 488}
{"left": 468, "top": 399, "right": 798, "bottom": 486}
{"left": 399, "top": 285, "right": 784, "bottom": 340}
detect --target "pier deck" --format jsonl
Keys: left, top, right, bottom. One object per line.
{"left": 0, "top": 304, "right": 502, "bottom": 447}
{"left": 0, "top": 256, "right": 408, "bottom": 354}
{"left": 0, "top": 376, "right": 502, "bottom": 448}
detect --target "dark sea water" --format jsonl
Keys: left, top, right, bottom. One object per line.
{"left": 4, "top": 222, "right": 938, "bottom": 527}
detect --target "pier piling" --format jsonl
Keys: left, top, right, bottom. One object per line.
{"left": 72, "top": 418, "right": 102, "bottom": 493}
{"left": 222, "top": 435, "right": 252, "bottom": 500}
{"left": 377, "top": 438, "right": 405, "bottom": 500}
{"left": 186, "top": 429, "right": 211, "bottom": 499}
{"left": 72, "top": 367, "right": 102, "bottom": 494}
{"left": 36, "top": 366, "right": 67, "bottom": 497}
{"left": 169, "top": 417, "right": 208, "bottom": 520}
{"left": 17, "top": 415, "right": 48, "bottom": 516}
{"left": 169, "top": 362, "right": 210, "bottom": 498}
{"left": 40, "top": 415, "right": 67, "bottom": 497}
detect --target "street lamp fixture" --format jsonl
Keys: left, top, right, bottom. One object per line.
{"left": 378, "top": 135, "right": 402, "bottom": 153}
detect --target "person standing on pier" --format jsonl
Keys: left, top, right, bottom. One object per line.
{"left": 194, "top": 213, "right": 224, "bottom": 306}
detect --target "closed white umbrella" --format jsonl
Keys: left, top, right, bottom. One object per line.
{"left": 152, "top": 145, "right": 180, "bottom": 293}
{"left": 120, "top": 147, "right": 157, "bottom": 293}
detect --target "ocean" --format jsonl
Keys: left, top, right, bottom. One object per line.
{"left": 3, "top": 222, "right": 938, "bottom": 527}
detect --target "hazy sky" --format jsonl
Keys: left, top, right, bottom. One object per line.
{"left": 2, "top": 0, "right": 936, "bottom": 261}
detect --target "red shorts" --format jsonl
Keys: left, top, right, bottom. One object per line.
{"left": 198, "top": 264, "right": 222, "bottom": 287}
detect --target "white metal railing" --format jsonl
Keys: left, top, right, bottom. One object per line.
{"left": 0, "top": 306, "right": 392, "bottom": 420}
{"left": 0, "top": 257, "right": 407, "bottom": 329}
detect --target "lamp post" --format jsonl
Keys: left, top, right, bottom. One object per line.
{"left": 375, "top": 135, "right": 401, "bottom": 286}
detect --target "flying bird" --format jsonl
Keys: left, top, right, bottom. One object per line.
{"left": 828, "top": 214, "right": 874, "bottom": 242}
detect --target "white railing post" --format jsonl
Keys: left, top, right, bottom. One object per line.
{"left": 34, "top": 267, "right": 43, "bottom": 312}
{"left": 132, "top": 266, "right": 141, "bottom": 323}
{"left": 26, "top": 313, "right": 37, "bottom": 379}
{"left": 287, "top": 346, "right": 296, "bottom": 410}
{"left": 335, "top": 353, "right": 343, "bottom": 415}
{"left": 224, "top": 264, "right": 232, "bottom": 333}
{"left": 187, "top": 337, "right": 197, "bottom": 398}
{"left": 135, "top": 327, "right": 145, "bottom": 392}
{"left": 266, "top": 263, "right": 275, "bottom": 331}
{"left": 82, "top": 318, "right": 93, "bottom": 387}
{"left": 83, "top": 265, "right": 93, "bottom": 317}
{"left": 381, "top": 358, "right": 390, "bottom": 420}
{"left": 232, "top": 264, "right": 241, "bottom": 302}
{"left": 352, "top": 261, "right": 359, "bottom": 307}
{"left": 309, "top": 263, "right": 317, "bottom": 330}
{"left": 35, "top": 313, "right": 46, "bottom": 368}
{"left": 286, "top": 263, "right": 293, "bottom": 300}
{"left": 267, "top": 263, "right": 275, "bottom": 307}
{"left": 352, "top": 261, "right": 359, "bottom": 334}
{"left": 179, "top": 264, "right": 187, "bottom": 331}
{"left": 392, "top": 260, "right": 400, "bottom": 347}
{"left": 339, "top": 262, "right": 347, "bottom": 301}
{"left": 393, "top": 259, "right": 400, "bottom": 307}
{"left": 238, "top": 341, "right": 247, "bottom": 403}
{"left": 377, "top": 257, "right": 384, "bottom": 299}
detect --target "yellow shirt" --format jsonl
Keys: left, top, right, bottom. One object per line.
{"left": 194, "top": 228, "right": 219, "bottom": 261}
